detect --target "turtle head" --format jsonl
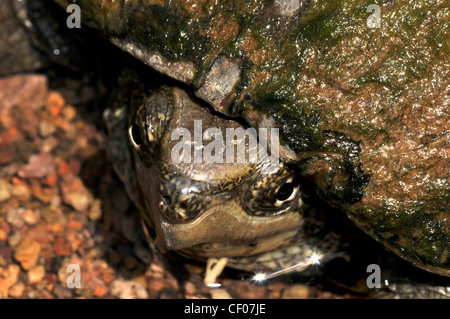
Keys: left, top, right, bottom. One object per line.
{"left": 128, "top": 87, "right": 304, "bottom": 259}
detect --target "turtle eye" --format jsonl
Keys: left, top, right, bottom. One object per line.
{"left": 129, "top": 123, "right": 143, "bottom": 150}
{"left": 276, "top": 182, "right": 295, "bottom": 201}
{"left": 274, "top": 180, "right": 299, "bottom": 207}
{"left": 242, "top": 166, "right": 302, "bottom": 216}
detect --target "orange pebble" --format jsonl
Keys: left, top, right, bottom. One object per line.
{"left": 102, "top": 272, "right": 116, "bottom": 284}
{"left": 46, "top": 92, "right": 64, "bottom": 117}
{"left": 57, "top": 161, "right": 72, "bottom": 176}
{"left": 12, "top": 177, "right": 26, "bottom": 186}
{"left": 8, "top": 127, "right": 18, "bottom": 136}
{"left": 44, "top": 172, "right": 58, "bottom": 187}
{"left": 93, "top": 285, "right": 108, "bottom": 297}
{"left": 67, "top": 219, "right": 83, "bottom": 230}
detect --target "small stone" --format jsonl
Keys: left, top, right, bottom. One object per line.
{"left": 43, "top": 172, "right": 58, "bottom": 187}
{"left": 14, "top": 236, "right": 41, "bottom": 270}
{"left": 28, "top": 265, "right": 45, "bottom": 284}
{"left": 64, "top": 192, "right": 90, "bottom": 212}
{"left": 23, "top": 209, "right": 40, "bottom": 226}
{"left": 8, "top": 231, "right": 23, "bottom": 247}
{"left": 0, "top": 264, "right": 20, "bottom": 298}
{"left": 8, "top": 281, "right": 25, "bottom": 298}
{"left": 53, "top": 284, "right": 73, "bottom": 299}
{"left": 12, "top": 177, "right": 26, "bottom": 186}
{"left": 0, "top": 75, "right": 47, "bottom": 138}
{"left": 18, "top": 153, "right": 55, "bottom": 179}
{"left": 38, "top": 120, "right": 56, "bottom": 137}
{"left": 41, "top": 206, "right": 63, "bottom": 224}
{"left": 167, "top": 274, "right": 179, "bottom": 291}
{"left": 26, "top": 224, "right": 50, "bottom": 245}
{"left": 88, "top": 199, "right": 102, "bottom": 221}
{"left": 29, "top": 179, "right": 41, "bottom": 198}
{"left": 0, "top": 163, "right": 19, "bottom": 178}
{"left": 102, "top": 270, "right": 116, "bottom": 284}
{"left": 0, "top": 179, "right": 12, "bottom": 202}
{"left": 281, "top": 284, "right": 310, "bottom": 299}
{"left": 68, "top": 159, "right": 81, "bottom": 176}
{"left": 318, "top": 291, "right": 336, "bottom": 299}
{"left": 85, "top": 247, "right": 102, "bottom": 259}
{"left": 265, "top": 283, "right": 286, "bottom": 299}
{"left": 0, "top": 229, "right": 7, "bottom": 241}
{"left": 223, "top": 280, "right": 268, "bottom": 299}
{"left": 44, "top": 273, "right": 58, "bottom": 291}
{"left": 11, "top": 184, "right": 30, "bottom": 201}
{"left": 131, "top": 273, "right": 147, "bottom": 289}
{"left": 147, "top": 277, "right": 169, "bottom": 298}
{"left": 0, "top": 255, "right": 7, "bottom": 267}
{"left": 54, "top": 117, "right": 70, "bottom": 131}
{"left": 7, "top": 207, "right": 25, "bottom": 228}
{"left": 40, "top": 136, "right": 59, "bottom": 153}
{"left": 57, "top": 160, "right": 72, "bottom": 176}
{"left": 60, "top": 175, "right": 93, "bottom": 212}
{"left": 184, "top": 282, "right": 196, "bottom": 295}
{"left": 67, "top": 218, "right": 84, "bottom": 231}
{"left": 110, "top": 279, "right": 148, "bottom": 299}
{"left": 0, "top": 75, "right": 47, "bottom": 110}
{"left": 62, "top": 105, "right": 77, "bottom": 120}
{"left": 93, "top": 284, "right": 108, "bottom": 297}
{"left": 0, "top": 149, "right": 14, "bottom": 165}
{"left": 57, "top": 265, "right": 68, "bottom": 285}
{"left": 46, "top": 92, "right": 64, "bottom": 117}
{"left": 210, "top": 288, "right": 233, "bottom": 299}
{"left": 8, "top": 264, "right": 20, "bottom": 283}
{"left": 150, "top": 262, "right": 164, "bottom": 274}
{"left": 53, "top": 237, "right": 71, "bottom": 257}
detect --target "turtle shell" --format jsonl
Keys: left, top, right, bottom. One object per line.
{"left": 56, "top": 0, "right": 449, "bottom": 277}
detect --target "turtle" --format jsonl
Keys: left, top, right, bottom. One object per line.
{"left": 1, "top": 0, "right": 449, "bottom": 296}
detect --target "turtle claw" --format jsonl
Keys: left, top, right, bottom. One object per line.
{"left": 204, "top": 257, "right": 229, "bottom": 286}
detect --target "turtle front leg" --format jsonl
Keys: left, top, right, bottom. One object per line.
{"left": 204, "top": 258, "right": 233, "bottom": 299}
{"left": 204, "top": 257, "right": 229, "bottom": 285}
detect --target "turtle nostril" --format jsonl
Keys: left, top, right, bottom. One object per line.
{"left": 162, "top": 196, "right": 171, "bottom": 205}
{"left": 159, "top": 195, "right": 172, "bottom": 211}
{"left": 158, "top": 190, "right": 198, "bottom": 222}
{"left": 175, "top": 202, "right": 189, "bottom": 220}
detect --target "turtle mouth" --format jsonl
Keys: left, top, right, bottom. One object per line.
{"left": 175, "top": 230, "right": 300, "bottom": 259}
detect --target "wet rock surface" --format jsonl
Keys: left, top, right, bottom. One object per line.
{"left": 0, "top": 74, "right": 355, "bottom": 299}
